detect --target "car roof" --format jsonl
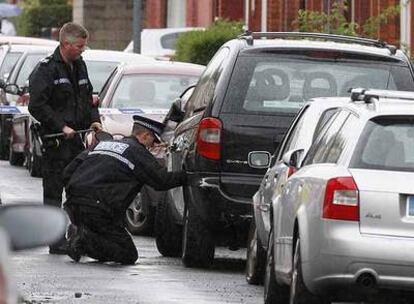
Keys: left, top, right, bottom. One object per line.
{"left": 118, "top": 61, "right": 205, "bottom": 76}
{"left": 0, "top": 36, "right": 58, "bottom": 47}
{"left": 235, "top": 35, "right": 407, "bottom": 62}
{"left": 312, "top": 91, "right": 414, "bottom": 119}
{"left": 1, "top": 44, "right": 56, "bottom": 52}
{"left": 81, "top": 49, "right": 155, "bottom": 63}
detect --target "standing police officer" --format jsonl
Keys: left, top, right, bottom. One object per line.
{"left": 28, "top": 22, "right": 102, "bottom": 254}
{"left": 63, "top": 115, "right": 186, "bottom": 265}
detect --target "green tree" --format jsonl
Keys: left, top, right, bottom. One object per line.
{"left": 17, "top": 0, "right": 72, "bottom": 37}
{"left": 174, "top": 20, "right": 244, "bottom": 65}
{"left": 294, "top": 0, "right": 400, "bottom": 39}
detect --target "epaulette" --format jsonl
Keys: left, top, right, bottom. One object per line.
{"left": 39, "top": 55, "right": 53, "bottom": 65}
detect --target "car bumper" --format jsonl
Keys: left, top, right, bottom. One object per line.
{"left": 304, "top": 220, "right": 414, "bottom": 295}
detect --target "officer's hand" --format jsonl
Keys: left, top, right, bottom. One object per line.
{"left": 90, "top": 122, "right": 103, "bottom": 132}
{"left": 62, "top": 126, "right": 76, "bottom": 139}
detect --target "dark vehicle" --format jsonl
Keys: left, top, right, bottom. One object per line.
{"left": 155, "top": 32, "right": 414, "bottom": 268}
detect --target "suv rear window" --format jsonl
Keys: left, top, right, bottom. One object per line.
{"left": 351, "top": 116, "right": 414, "bottom": 172}
{"left": 221, "top": 52, "right": 414, "bottom": 115}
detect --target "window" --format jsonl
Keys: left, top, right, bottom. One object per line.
{"left": 313, "top": 108, "right": 339, "bottom": 142}
{"left": 277, "top": 105, "right": 310, "bottom": 160}
{"left": 304, "top": 110, "right": 349, "bottom": 165}
{"left": 222, "top": 51, "right": 412, "bottom": 115}
{"left": 110, "top": 74, "right": 199, "bottom": 109}
{"left": 85, "top": 60, "right": 118, "bottom": 93}
{"left": 16, "top": 53, "right": 49, "bottom": 86}
{"left": 185, "top": 47, "right": 229, "bottom": 117}
{"left": 351, "top": 116, "right": 414, "bottom": 172}
{"left": 0, "top": 52, "right": 21, "bottom": 80}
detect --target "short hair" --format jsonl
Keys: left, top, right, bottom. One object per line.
{"left": 131, "top": 123, "right": 151, "bottom": 137}
{"left": 59, "top": 22, "right": 89, "bottom": 44}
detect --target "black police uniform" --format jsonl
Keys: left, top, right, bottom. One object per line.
{"left": 63, "top": 136, "right": 186, "bottom": 265}
{"left": 28, "top": 47, "right": 100, "bottom": 250}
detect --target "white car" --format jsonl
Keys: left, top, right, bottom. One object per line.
{"left": 124, "top": 27, "right": 204, "bottom": 60}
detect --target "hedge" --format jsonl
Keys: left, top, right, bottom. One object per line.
{"left": 18, "top": 2, "right": 71, "bottom": 37}
{"left": 175, "top": 21, "right": 244, "bottom": 65}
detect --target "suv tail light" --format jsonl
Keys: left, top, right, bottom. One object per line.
{"left": 323, "top": 177, "right": 359, "bottom": 221}
{"left": 197, "top": 117, "right": 222, "bottom": 161}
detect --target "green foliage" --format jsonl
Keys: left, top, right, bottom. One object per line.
{"left": 17, "top": 0, "right": 71, "bottom": 37}
{"left": 294, "top": 1, "right": 358, "bottom": 36}
{"left": 294, "top": 0, "right": 400, "bottom": 39}
{"left": 175, "top": 20, "right": 244, "bottom": 65}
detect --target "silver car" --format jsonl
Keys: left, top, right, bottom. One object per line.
{"left": 246, "top": 98, "right": 348, "bottom": 285}
{"left": 265, "top": 89, "right": 414, "bottom": 304}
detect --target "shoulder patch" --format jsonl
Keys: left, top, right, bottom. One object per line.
{"left": 39, "top": 55, "right": 52, "bottom": 65}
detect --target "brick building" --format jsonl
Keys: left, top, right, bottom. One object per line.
{"left": 71, "top": 0, "right": 412, "bottom": 54}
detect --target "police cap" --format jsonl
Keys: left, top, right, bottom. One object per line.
{"left": 132, "top": 115, "right": 165, "bottom": 143}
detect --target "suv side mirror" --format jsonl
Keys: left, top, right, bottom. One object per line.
{"left": 0, "top": 79, "right": 5, "bottom": 89}
{"left": 282, "top": 149, "right": 304, "bottom": 169}
{"left": 165, "top": 98, "right": 185, "bottom": 123}
{"left": 248, "top": 151, "right": 271, "bottom": 169}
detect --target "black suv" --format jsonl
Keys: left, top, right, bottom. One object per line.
{"left": 155, "top": 32, "right": 414, "bottom": 268}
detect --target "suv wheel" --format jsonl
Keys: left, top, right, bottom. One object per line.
{"left": 154, "top": 192, "right": 182, "bottom": 257}
{"left": 246, "top": 220, "right": 266, "bottom": 285}
{"left": 181, "top": 196, "right": 215, "bottom": 268}
{"left": 264, "top": 230, "right": 289, "bottom": 304}
{"left": 125, "top": 188, "right": 154, "bottom": 235}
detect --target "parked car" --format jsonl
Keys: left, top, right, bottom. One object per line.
{"left": 124, "top": 27, "right": 204, "bottom": 60}
{"left": 7, "top": 49, "right": 155, "bottom": 177}
{"left": 154, "top": 32, "right": 414, "bottom": 269}
{"left": 245, "top": 97, "right": 347, "bottom": 285}
{"left": 264, "top": 88, "right": 414, "bottom": 304}
{"left": 6, "top": 46, "right": 55, "bottom": 167}
{"left": 0, "top": 43, "right": 59, "bottom": 160}
{"left": 0, "top": 204, "right": 67, "bottom": 304}
{"left": 96, "top": 61, "right": 204, "bottom": 235}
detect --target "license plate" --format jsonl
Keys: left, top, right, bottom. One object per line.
{"left": 407, "top": 196, "right": 414, "bottom": 217}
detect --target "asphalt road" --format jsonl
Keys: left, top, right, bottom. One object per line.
{"left": 0, "top": 161, "right": 263, "bottom": 304}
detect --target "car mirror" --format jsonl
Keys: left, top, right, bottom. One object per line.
{"left": 248, "top": 151, "right": 271, "bottom": 169}
{"left": 4, "top": 84, "right": 21, "bottom": 96}
{"left": 282, "top": 149, "right": 305, "bottom": 169}
{"left": 0, "top": 205, "right": 67, "bottom": 251}
{"left": 165, "top": 98, "right": 185, "bottom": 123}
{"left": 0, "top": 78, "right": 5, "bottom": 89}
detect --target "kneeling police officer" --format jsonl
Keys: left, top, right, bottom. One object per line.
{"left": 63, "top": 115, "right": 186, "bottom": 264}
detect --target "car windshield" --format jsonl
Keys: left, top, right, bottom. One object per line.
{"left": 0, "top": 52, "right": 22, "bottom": 81}
{"left": 85, "top": 60, "right": 119, "bottom": 93}
{"left": 222, "top": 53, "right": 414, "bottom": 115}
{"left": 16, "top": 53, "right": 49, "bottom": 86}
{"left": 110, "top": 74, "right": 199, "bottom": 109}
{"left": 351, "top": 116, "right": 414, "bottom": 172}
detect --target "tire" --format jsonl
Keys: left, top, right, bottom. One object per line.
{"left": 9, "top": 148, "right": 24, "bottom": 166}
{"left": 181, "top": 195, "right": 215, "bottom": 268}
{"left": 0, "top": 116, "right": 10, "bottom": 160}
{"left": 28, "top": 137, "right": 42, "bottom": 177}
{"left": 246, "top": 219, "right": 266, "bottom": 285}
{"left": 154, "top": 192, "right": 182, "bottom": 257}
{"left": 125, "top": 188, "right": 154, "bottom": 235}
{"left": 290, "top": 238, "right": 326, "bottom": 304}
{"left": 264, "top": 230, "right": 289, "bottom": 304}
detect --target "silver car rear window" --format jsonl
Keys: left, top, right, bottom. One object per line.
{"left": 351, "top": 116, "right": 414, "bottom": 172}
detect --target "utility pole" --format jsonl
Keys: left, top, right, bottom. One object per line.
{"left": 133, "top": 0, "right": 142, "bottom": 53}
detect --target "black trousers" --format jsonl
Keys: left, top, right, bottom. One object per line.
{"left": 42, "top": 136, "right": 84, "bottom": 208}
{"left": 67, "top": 203, "right": 138, "bottom": 265}
{"left": 42, "top": 137, "right": 84, "bottom": 248}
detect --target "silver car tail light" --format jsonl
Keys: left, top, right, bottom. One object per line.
{"left": 323, "top": 177, "right": 359, "bottom": 221}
